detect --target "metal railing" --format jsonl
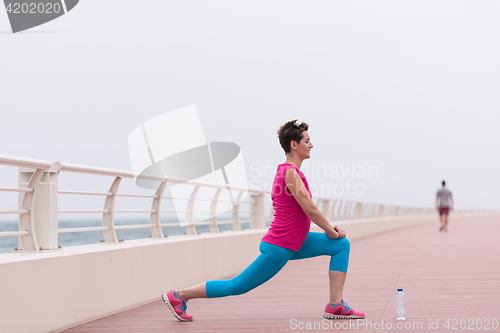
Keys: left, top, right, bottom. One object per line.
{"left": 0, "top": 154, "right": 51, "bottom": 250}
{"left": 263, "top": 195, "right": 434, "bottom": 224}
{"left": 0, "top": 154, "right": 264, "bottom": 251}
{"left": 0, "top": 153, "right": 484, "bottom": 252}
{"left": 53, "top": 161, "right": 261, "bottom": 241}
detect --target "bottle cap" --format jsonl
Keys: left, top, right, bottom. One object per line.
{"left": 398, "top": 289, "right": 403, "bottom": 291}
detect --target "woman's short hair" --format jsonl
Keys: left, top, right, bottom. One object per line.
{"left": 277, "top": 119, "right": 309, "bottom": 154}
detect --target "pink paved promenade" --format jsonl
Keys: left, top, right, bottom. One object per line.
{"left": 58, "top": 214, "right": 500, "bottom": 333}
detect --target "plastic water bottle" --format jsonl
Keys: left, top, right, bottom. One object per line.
{"left": 396, "top": 289, "right": 406, "bottom": 320}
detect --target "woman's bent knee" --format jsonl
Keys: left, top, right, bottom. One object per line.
{"left": 338, "top": 237, "right": 350, "bottom": 253}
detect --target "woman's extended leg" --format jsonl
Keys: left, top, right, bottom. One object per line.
{"left": 164, "top": 242, "right": 294, "bottom": 321}
{"left": 178, "top": 281, "right": 206, "bottom": 299}
{"left": 179, "top": 241, "right": 294, "bottom": 300}
{"left": 290, "top": 232, "right": 350, "bottom": 304}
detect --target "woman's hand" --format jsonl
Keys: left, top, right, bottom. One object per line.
{"left": 334, "top": 225, "right": 346, "bottom": 238}
{"left": 325, "top": 229, "right": 339, "bottom": 239}
{"left": 324, "top": 225, "right": 346, "bottom": 239}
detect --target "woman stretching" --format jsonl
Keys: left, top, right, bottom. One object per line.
{"left": 162, "top": 119, "right": 365, "bottom": 321}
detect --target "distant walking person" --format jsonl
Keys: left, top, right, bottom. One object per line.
{"left": 436, "top": 180, "right": 453, "bottom": 232}
{"left": 160, "top": 119, "right": 365, "bottom": 322}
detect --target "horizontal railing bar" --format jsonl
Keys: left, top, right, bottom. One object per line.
{"left": 167, "top": 182, "right": 257, "bottom": 193}
{"left": 158, "top": 210, "right": 238, "bottom": 214}
{"left": 160, "top": 197, "right": 252, "bottom": 203}
{"left": 58, "top": 226, "right": 110, "bottom": 233}
{"left": 162, "top": 196, "right": 189, "bottom": 200}
{"left": 59, "top": 190, "right": 112, "bottom": 196}
{"left": 114, "top": 209, "right": 156, "bottom": 213}
{"left": 0, "top": 187, "right": 33, "bottom": 193}
{"left": 114, "top": 224, "right": 155, "bottom": 230}
{"left": 237, "top": 219, "right": 254, "bottom": 223}
{"left": 58, "top": 209, "right": 110, "bottom": 214}
{"left": 193, "top": 221, "right": 210, "bottom": 226}
{"left": 54, "top": 161, "right": 259, "bottom": 193}
{"left": 0, "top": 153, "right": 51, "bottom": 169}
{"left": 159, "top": 210, "right": 188, "bottom": 213}
{"left": 116, "top": 193, "right": 159, "bottom": 198}
{"left": 0, "top": 230, "right": 28, "bottom": 237}
{"left": 54, "top": 162, "right": 136, "bottom": 179}
{"left": 0, "top": 209, "right": 28, "bottom": 214}
{"left": 158, "top": 220, "right": 244, "bottom": 227}
{"left": 162, "top": 197, "right": 221, "bottom": 202}
{"left": 264, "top": 190, "right": 380, "bottom": 205}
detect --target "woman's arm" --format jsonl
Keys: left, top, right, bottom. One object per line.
{"left": 284, "top": 168, "right": 344, "bottom": 238}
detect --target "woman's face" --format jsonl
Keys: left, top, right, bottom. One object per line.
{"left": 294, "top": 131, "right": 313, "bottom": 159}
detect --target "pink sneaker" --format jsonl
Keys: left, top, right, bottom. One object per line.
{"left": 324, "top": 299, "right": 365, "bottom": 319}
{"left": 162, "top": 290, "right": 193, "bottom": 322}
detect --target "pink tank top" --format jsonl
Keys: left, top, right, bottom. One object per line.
{"left": 261, "top": 163, "right": 312, "bottom": 251}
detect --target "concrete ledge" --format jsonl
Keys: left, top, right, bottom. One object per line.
{"left": 0, "top": 212, "right": 485, "bottom": 333}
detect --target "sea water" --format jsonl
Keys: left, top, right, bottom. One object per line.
{"left": 0, "top": 216, "right": 259, "bottom": 254}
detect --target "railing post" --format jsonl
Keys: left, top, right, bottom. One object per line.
{"left": 232, "top": 190, "right": 245, "bottom": 231}
{"left": 102, "top": 177, "right": 121, "bottom": 242}
{"left": 340, "top": 202, "right": 347, "bottom": 220}
{"left": 364, "top": 204, "right": 370, "bottom": 218}
{"left": 320, "top": 199, "right": 330, "bottom": 221}
{"left": 330, "top": 200, "right": 338, "bottom": 221}
{"left": 209, "top": 189, "right": 222, "bottom": 233}
{"left": 378, "top": 204, "right": 385, "bottom": 217}
{"left": 185, "top": 186, "right": 199, "bottom": 235}
{"left": 18, "top": 168, "right": 43, "bottom": 250}
{"left": 150, "top": 181, "right": 165, "bottom": 238}
{"left": 354, "top": 202, "right": 363, "bottom": 219}
{"left": 269, "top": 204, "right": 275, "bottom": 225}
{"left": 19, "top": 166, "right": 58, "bottom": 251}
{"left": 340, "top": 201, "right": 348, "bottom": 220}
{"left": 341, "top": 202, "right": 347, "bottom": 220}
{"left": 339, "top": 201, "right": 346, "bottom": 220}
{"left": 250, "top": 191, "right": 265, "bottom": 229}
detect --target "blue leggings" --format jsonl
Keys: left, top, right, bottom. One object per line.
{"left": 206, "top": 232, "right": 350, "bottom": 298}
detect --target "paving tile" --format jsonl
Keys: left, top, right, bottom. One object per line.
{"left": 60, "top": 214, "right": 500, "bottom": 333}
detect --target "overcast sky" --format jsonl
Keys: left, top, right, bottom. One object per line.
{"left": 1, "top": 0, "right": 499, "bottom": 216}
